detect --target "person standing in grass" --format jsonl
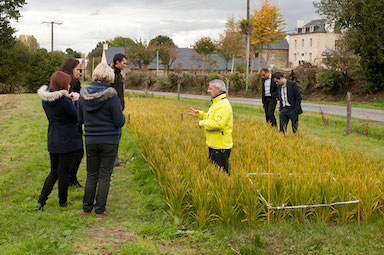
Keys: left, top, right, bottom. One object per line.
{"left": 59, "top": 58, "right": 84, "bottom": 188}
{"left": 260, "top": 68, "right": 278, "bottom": 127}
{"left": 111, "top": 53, "right": 127, "bottom": 167}
{"left": 188, "top": 79, "right": 233, "bottom": 175}
{"left": 77, "top": 63, "right": 125, "bottom": 218}
{"left": 273, "top": 72, "right": 303, "bottom": 134}
{"left": 35, "top": 71, "right": 82, "bottom": 210}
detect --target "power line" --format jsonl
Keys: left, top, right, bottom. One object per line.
{"left": 42, "top": 21, "right": 62, "bottom": 52}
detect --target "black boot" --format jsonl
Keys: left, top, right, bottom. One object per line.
{"left": 35, "top": 203, "right": 44, "bottom": 211}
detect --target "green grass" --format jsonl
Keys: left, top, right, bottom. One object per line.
{"left": 302, "top": 97, "right": 384, "bottom": 110}
{"left": 1, "top": 94, "right": 384, "bottom": 254}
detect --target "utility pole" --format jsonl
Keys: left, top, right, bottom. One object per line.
{"left": 245, "top": 0, "right": 250, "bottom": 91}
{"left": 42, "top": 21, "right": 62, "bottom": 52}
{"left": 156, "top": 49, "right": 159, "bottom": 76}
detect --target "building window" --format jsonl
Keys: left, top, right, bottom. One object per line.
{"left": 270, "top": 52, "right": 275, "bottom": 60}
{"left": 309, "top": 53, "right": 312, "bottom": 63}
{"left": 301, "top": 53, "right": 305, "bottom": 61}
{"left": 310, "top": 38, "right": 312, "bottom": 47}
{"left": 302, "top": 39, "right": 304, "bottom": 48}
{"left": 295, "top": 40, "right": 297, "bottom": 48}
{"left": 294, "top": 54, "right": 296, "bottom": 62}
{"left": 335, "top": 40, "right": 341, "bottom": 50}
{"left": 322, "top": 56, "right": 327, "bottom": 63}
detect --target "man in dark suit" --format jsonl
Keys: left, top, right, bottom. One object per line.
{"left": 260, "top": 68, "right": 278, "bottom": 127}
{"left": 273, "top": 72, "right": 303, "bottom": 134}
{"left": 111, "top": 53, "right": 127, "bottom": 166}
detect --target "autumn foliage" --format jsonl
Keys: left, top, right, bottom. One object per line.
{"left": 250, "top": 0, "right": 286, "bottom": 46}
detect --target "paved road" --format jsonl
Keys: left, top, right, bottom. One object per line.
{"left": 127, "top": 90, "right": 384, "bottom": 123}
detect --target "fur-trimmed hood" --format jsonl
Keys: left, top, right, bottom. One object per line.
{"left": 37, "top": 85, "right": 69, "bottom": 102}
{"left": 79, "top": 82, "right": 117, "bottom": 112}
{"left": 80, "top": 83, "right": 117, "bottom": 102}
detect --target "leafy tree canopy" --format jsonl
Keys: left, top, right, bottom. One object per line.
{"left": 314, "top": 0, "right": 384, "bottom": 92}
{"left": 0, "top": 0, "right": 26, "bottom": 47}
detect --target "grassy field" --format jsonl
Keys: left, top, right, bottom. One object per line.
{"left": 0, "top": 94, "right": 384, "bottom": 254}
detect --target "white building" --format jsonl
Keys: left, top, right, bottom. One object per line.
{"left": 289, "top": 19, "right": 341, "bottom": 67}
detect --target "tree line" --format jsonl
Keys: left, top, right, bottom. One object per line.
{"left": 1, "top": 0, "right": 383, "bottom": 94}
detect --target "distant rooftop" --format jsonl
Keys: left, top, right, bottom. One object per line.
{"left": 102, "top": 39, "right": 289, "bottom": 71}
{"left": 292, "top": 19, "right": 328, "bottom": 34}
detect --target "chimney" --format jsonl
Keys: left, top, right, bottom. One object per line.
{"left": 103, "top": 43, "right": 109, "bottom": 50}
{"left": 296, "top": 19, "right": 305, "bottom": 28}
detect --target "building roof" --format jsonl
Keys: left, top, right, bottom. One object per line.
{"left": 103, "top": 46, "right": 272, "bottom": 71}
{"left": 104, "top": 46, "right": 125, "bottom": 65}
{"left": 292, "top": 19, "right": 328, "bottom": 35}
{"left": 265, "top": 39, "right": 289, "bottom": 50}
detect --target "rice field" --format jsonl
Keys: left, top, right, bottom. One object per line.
{"left": 124, "top": 96, "right": 384, "bottom": 226}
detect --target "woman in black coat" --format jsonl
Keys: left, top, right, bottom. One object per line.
{"left": 35, "top": 71, "right": 83, "bottom": 210}
{"left": 77, "top": 63, "right": 125, "bottom": 218}
{"left": 59, "top": 58, "right": 84, "bottom": 187}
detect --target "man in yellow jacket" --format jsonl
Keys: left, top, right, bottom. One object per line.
{"left": 188, "top": 79, "right": 233, "bottom": 174}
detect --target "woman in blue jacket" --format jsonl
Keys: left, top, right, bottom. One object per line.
{"left": 36, "top": 71, "right": 83, "bottom": 210}
{"left": 77, "top": 63, "right": 125, "bottom": 218}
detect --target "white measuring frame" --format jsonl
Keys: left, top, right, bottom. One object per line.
{"left": 246, "top": 172, "right": 360, "bottom": 210}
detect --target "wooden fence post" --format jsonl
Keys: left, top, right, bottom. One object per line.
{"left": 177, "top": 80, "right": 181, "bottom": 102}
{"left": 346, "top": 92, "right": 352, "bottom": 136}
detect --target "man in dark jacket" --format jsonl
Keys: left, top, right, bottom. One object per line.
{"left": 260, "top": 68, "right": 278, "bottom": 127}
{"left": 111, "top": 53, "right": 127, "bottom": 166}
{"left": 112, "top": 54, "right": 127, "bottom": 110}
{"left": 273, "top": 72, "right": 303, "bottom": 134}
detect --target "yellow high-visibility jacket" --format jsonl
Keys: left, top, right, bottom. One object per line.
{"left": 197, "top": 93, "right": 233, "bottom": 149}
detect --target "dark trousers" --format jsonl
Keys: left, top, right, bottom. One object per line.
{"left": 69, "top": 148, "right": 84, "bottom": 184}
{"left": 83, "top": 143, "right": 118, "bottom": 214}
{"left": 279, "top": 107, "right": 299, "bottom": 133}
{"left": 38, "top": 151, "right": 76, "bottom": 206}
{"left": 208, "top": 148, "right": 231, "bottom": 175}
{"left": 263, "top": 97, "right": 277, "bottom": 127}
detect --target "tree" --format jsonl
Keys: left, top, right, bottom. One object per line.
{"left": 314, "top": 0, "right": 384, "bottom": 92}
{"left": 86, "top": 41, "right": 105, "bottom": 74}
{"left": 216, "top": 17, "right": 244, "bottom": 71}
{"left": 0, "top": 41, "right": 32, "bottom": 93}
{"left": 109, "top": 36, "right": 135, "bottom": 48}
{"left": 17, "top": 35, "right": 40, "bottom": 51}
{"left": 0, "top": 0, "right": 26, "bottom": 48}
{"left": 250, "top": 0, "right": 286, "bottom": 69}
{"left": 65, "top": 48, "right": 82, "bottom": 58}
{"left": 127, "top": 39, "right": 156, "bottom": 70}
{"left": 193, "top": 36, "right": 216, "bottom": 72}
{"left": 149, "top": 35, "right": 179, "bottom": 73}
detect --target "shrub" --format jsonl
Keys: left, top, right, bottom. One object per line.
{"left": 125, "top": 72, "right": 150, "bottom": 89}
{"left": 293, "top": 63, "right": 322, "bottom": 94}
{"left": 228, "top": 72, "right": 245, "bottom": 92}
{"left": 316, "top": 70, "right": 340, "bottom": 94}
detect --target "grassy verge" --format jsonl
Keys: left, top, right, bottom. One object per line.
{"left": 1, "top": 94, "right": 384, "bottom": 254}
{"left": 302, "top": 98, "right": 384, "bottom": 110}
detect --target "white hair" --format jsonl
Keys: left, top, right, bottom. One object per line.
{"left": 92, "top": 63, "right": 115, "bottom": 84}
{"left": 209, "top": 79, "right": 227, "bottom": 92}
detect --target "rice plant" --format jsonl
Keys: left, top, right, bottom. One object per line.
{"left": 124, "top": 97, "right": 384, "bottom": 225}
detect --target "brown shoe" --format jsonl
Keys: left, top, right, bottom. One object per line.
{"left": 95, "top": 209, "right": 109, "bottom": 218}
{"left": 77, "top": 209, "right": 91, "bottom": 216}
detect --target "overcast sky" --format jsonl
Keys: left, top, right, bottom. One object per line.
{"left": 12, "top": 0, "right": 320, "bottom": 55}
